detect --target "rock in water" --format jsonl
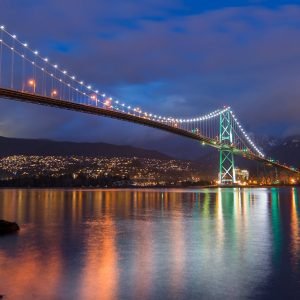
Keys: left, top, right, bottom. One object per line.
{"left": 0, "top": 220, "right": 20, "bottom": 235}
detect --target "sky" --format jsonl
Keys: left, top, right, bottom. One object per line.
{"left": 0, "top": 0, "right": 300, "bottom": 158}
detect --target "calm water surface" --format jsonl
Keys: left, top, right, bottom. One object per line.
{"left": 0, "top": 188, "right": 299, "bottom": 300}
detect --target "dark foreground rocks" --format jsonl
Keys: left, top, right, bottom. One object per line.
{"left": 0, "top": 220, "right": 20, "bottom": 235}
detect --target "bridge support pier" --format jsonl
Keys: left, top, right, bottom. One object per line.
{"left": 219, "top": 149, "right": 236, "bottom": 184}
{"left": 219, "top": 109, "right": 236, "bottom": 185}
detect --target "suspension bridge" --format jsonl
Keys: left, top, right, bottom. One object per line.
{"left": 0, "top": 26, "right": 299, "bottom": 184}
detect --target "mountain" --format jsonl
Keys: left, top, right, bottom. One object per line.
{"left": 267, "top": 135, "right": 300, "bottom": 167}
{"left": 195, "top": 135, "right": 300, "bottom": 175}
{"left": 0, "top": 135, "right": 299, "bottom": 169}
{"left": 0, "top": 136, "right": 172, "bottom": 160}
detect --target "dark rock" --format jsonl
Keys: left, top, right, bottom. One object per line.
{"left": 0, "top": 220, "right": 20, "bottom": 235}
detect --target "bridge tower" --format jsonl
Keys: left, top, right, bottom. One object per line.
{"left": 219, "top": 109, "right": 236, "bottom": 185}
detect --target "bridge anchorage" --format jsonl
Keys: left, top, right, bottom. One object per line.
{"left": 0, "top": 25, "right": 299, "bottom": 184}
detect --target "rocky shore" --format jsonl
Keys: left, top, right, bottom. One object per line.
{"left": 0, "top": 220, "right": 20, "bottom": 235}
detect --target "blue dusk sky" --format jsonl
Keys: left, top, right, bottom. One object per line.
{"left": 0, "top": 0, "right": 300, "bottom": 158}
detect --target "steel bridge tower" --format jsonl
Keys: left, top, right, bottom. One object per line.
{"left": 219, "top": 109, "right": 236, "bottom": 185}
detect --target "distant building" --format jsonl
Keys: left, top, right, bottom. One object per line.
{"left": 235, "top": 168, "right": 249, "bottom": 182}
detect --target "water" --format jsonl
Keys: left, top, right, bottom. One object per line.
{"left": 0, "top": 188, "right": 299, "bottom": 300}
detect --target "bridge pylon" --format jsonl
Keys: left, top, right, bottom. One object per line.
{"left": 219, "top": 109, "right": 236, "bottom": 185}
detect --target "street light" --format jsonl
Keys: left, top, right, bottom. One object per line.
{"left": 90, "top": 94, "right": 98, "bottom": 106}
{"left": 28, "top": 79, "right": 36, "bottom": 93}
{"left": 104, "top": 99, "right": 111, "bottom": 107}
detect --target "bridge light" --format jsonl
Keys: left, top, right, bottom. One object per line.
{"left": 44, "top": 58, "right": 48, "bottom": 62}
{"left": 0, "top": 25, "right": 4, "bottom": 30}
{"left": 104, "top": 99, "right": 111, "bottom": 106}
{"left": 71, "top": 76, "right": 76, "bottom": 80}
{"left": 51, "top": 90, "right": 58, "bottom": 97}
{"left": 87, "top": 85, "right": 91, "bottom": 89}
{"left": 80, "top": 81, "right": 83, "bottom": 85}
{"left": 54, "top": 64, "right": 58, "bottom": 68}
{"left": 28, "top": 79, "right": 36, "bottom": 93}
{"left": 63, "top": 70, "right": 67, "bottom": 74}
{"left": 12, "top": 34, "right": 17, "bottom": 39}
{"left": 34, "top": 50, "right": 38, "bottom": 55}
{"left": 23, "top": 43, "right": 28, "bottom": 47}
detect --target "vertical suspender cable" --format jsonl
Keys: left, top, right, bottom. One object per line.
{"left": 11, "top": 37, "right": 15, "bottom": 88}
{"left": 0, "top": 30, "right": 3, "bottom": 86}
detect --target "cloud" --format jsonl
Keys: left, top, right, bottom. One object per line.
{"left": 0, "top": 2, "right": 300, "bottom": 158}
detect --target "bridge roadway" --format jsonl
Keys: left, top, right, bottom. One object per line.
{"left": 0, "top": 87, "right": 299, "bottom": 175}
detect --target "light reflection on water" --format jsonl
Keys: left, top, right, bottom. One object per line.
{"left": 0, "top": 188, "right": 299, "bottom": 300}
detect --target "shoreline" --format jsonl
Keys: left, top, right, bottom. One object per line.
{"left": 0, "top": 184, "right": 299, "bottom": 190}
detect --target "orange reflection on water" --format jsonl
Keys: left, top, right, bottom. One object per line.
{"left": 131, "top": 212, "right": 155, "bottom": 299}
{"left": 0, "top": 243, "right": 62, "bottom": 299}
{"left": 290, "top": 188, "right": 299, "bottom": 264}
{"left": 79, "top": 203, "right": 119, "bottom": 300}
{"left": 169, "top": 200, "right": 186, "bottom": 296}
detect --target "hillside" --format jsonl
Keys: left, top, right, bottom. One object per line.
{"left": 0, "top": 136, "right": 171, "bottom": 160}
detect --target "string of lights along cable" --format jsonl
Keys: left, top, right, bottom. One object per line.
{"left": 0, "top": 25, "right": 298, "bottom": 184}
